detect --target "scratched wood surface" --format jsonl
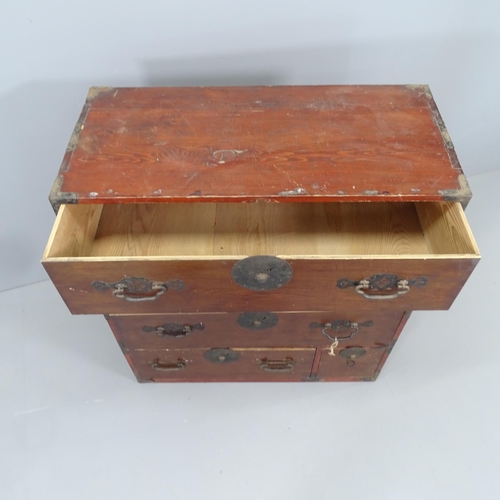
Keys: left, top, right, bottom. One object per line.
{"left": 125, "top": 348, "right": 317, "bottom": 383}
{"left": 50, "top": 85, "right": 471, "bottom": 206}
{"left": 107, "top": 310, "right": 404, "bottom": 350}
{"left": 42, "top": 257, "right": 479, "bottom": 314}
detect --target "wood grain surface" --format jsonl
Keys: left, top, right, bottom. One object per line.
{"left": 50, "top": 85, "right": 471, "bottom": 206}
{"left": 45, "top": 201, "right": 479, "bottom": 258}
{"left": 316, "top": 311, "right": 412, "bottom": 381}
{"left": 316, "top": 346, "right": 387, "bottom": 381}
{"left": 107, "top": 310, "right": 404, "bottom": 350}
{"left": 42, "top": 257, "right": 479, "bottom": 314}
{"left": 89, "top": 202, "right": 430, "bottom": 257}
{"left": 126, "top": 348, "right": 316, "bottom": 383}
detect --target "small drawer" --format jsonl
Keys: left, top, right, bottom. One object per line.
{"left": 316, "top": 346, "right": 391, "bottom": 381}
{"left": 126, "top": 348, "right": 316, "bottom": 382}
{"left": 42, "top": 201, "right": 479, "bottom": 314}
{"left": 108, "top": 310, "right": 404, "bottom": 350}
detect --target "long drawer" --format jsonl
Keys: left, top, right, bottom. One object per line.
{"left": 126, "top": 348, "right": 317, "bottom": 383}
{"left": 107, "top": 310, "right": 404, "bottom": 350}
{"left": 42, "top": 201, "right": 480, "bottom": 314}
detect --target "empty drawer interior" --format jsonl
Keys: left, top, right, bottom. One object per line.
{"left": 43, "top": 202, "right": 479, "bottom": 260}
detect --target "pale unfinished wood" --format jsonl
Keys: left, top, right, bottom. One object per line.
{"left": 43, "top": 201, "right": 480, "bottom": 261}
{"left": 88, "top": 202, "right": 429, "bottom": 257}
{"left": 415, "top": 202, "right": 479, "bottom": 254}
{"left": 90, "top": 204, "right": 217, "bottom": 257}
{"left": 212, "top": 202, "right": 429, "bottom": 256}
{"left": 44, "top": 204, "right": 102, "bottom": 258}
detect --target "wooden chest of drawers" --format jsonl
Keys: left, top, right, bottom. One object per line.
{"left": 42, "top": 85, "right": 480, "bottom": 382}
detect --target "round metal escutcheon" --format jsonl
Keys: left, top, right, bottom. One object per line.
{"left": 203, "top": 348, "right": 240, "bottom": 364}
{"left": 339, "top": 347, "right": 367, "bottom": 359}
{"left": 231, "top": 256, "right": 293, "bottom": 291}
{"left": 237, "top": 312, "right": 279, "bottom": 330}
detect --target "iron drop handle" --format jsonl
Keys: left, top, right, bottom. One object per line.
{"left": 355, "top": 279, "right": 410, "bottom": 300}
{"left": 149, "top": 359, "right": 186, "bottom": 372}
{"left": 92, "top": 277, "right": 184, "bottom": 302}
{"left": 309, "top": 319, "right": 374, "bottom": 342}
{"left": 113, "top": 283, "right": 167, "bottom": 302}
{"left": 259, "top": 358, "right": 295, "bottom": 373}
{"left": 142, "top": 322, "right": 204, "bottom": 338}
{"left": 337, "top": 274, "right": 427, "bottom": 300}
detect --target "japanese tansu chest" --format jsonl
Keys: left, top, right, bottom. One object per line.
{"left": 42, "top": 85, "right": 480, "bottom": 382}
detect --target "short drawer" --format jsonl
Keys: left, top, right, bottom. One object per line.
{"left": 108, "top": 310, "right": 404, "bottom": 350}
{"left": 316, "top": 346, "right": 390, "bottom": 382}
{"left": 42, "top": 201, "right": 479, "bottom": 314}
{"left": 126, "top": 348, "right": 316, "bottom": 382}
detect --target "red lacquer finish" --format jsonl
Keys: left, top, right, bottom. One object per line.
{"left": 42, "top": 257, "right": 479, "bottom": 315}
{"left": 127, "top": 348, "right": 316, "bottom": 383}
{"left": 50, "top": 85, "right": 470, "bottom": 208}
{"left": 107, "top": 310, "right": 404, "bottom": 350}
{"left": 42, "top": 85, "right": 479, "bottom": 383}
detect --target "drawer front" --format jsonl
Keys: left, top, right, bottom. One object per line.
{"left": 43, "top": 257, "right": 478, "bottom": 315}
{"left": 108, "top": 310, "right": 404, "bottom": 350}
{"left": 316, "top": 346, "right": 388, "bottom": 382}
{"left": 126, "top": 348, "right": 316, "bottom": 382}
{"left": 315, "top": 311, "right": 410, "bottom": 381}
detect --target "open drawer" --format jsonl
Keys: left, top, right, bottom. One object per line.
{"left": 42, "top": 201, "right": 480, "bottom": 314}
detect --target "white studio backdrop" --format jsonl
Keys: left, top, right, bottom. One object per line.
{"left": 1, "top": 0, "right": 499, "bottom": 292}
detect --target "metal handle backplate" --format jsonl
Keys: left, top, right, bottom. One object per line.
{"left": 337, "top": 274, "right": 427, "bottom": 300}
{"left": 355, "top": 279, "right": 409, "bottom": 300}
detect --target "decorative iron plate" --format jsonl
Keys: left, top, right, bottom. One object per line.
{"left": 339, "top": 347, "right": 367, "bottom": 359}
{"left": 337, "top": 274, "right": 427, "bottom": 290}
{"left": 231, "top": 256, "right": 293, "bottom": 291}
{"left": 203, "top": 348, "right": 240, "bottom": 364}
{"left": 237, "top": 312, "right": 279, "bottom": 330}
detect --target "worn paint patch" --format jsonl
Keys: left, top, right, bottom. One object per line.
{"left": 405, "top": 83, "right": 433, "bottom": 99}
{"left": 49, "top": 175, "right": 78, "bottom": 213}
{"left": 66, "top": 123, "right": 84, "bottom": 152}
{"left": 278, "top": 187, "right": 307, "bottom": 196}
{"left": 212, "top": 149, "right": 247, "bottom": 164}
{"left": 87, "top": 86, "right": 114, "bottom": 100}
{"left": 78, "top": 134, "right": 100, "bottom": 155}
{"left": 364, "top": 190, "right": 378, "bottom": 195}
{"left": 432, "top": 112, "right": 454, "bottom": 150}
{"left": 438, "top": 174, "right": 472, "bottom": 205}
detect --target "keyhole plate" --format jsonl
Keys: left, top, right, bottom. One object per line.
{"left": 237, "top": 311, "right": 279, "bottom": 330}
{"left": 203, "top": 348, "right": 240, "bottom": 364}
{"left": 231, "top": 256, "right": 293, "bottom": 291}
{"left": 339, "top": 347, "right": 367, "bottom": 359}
